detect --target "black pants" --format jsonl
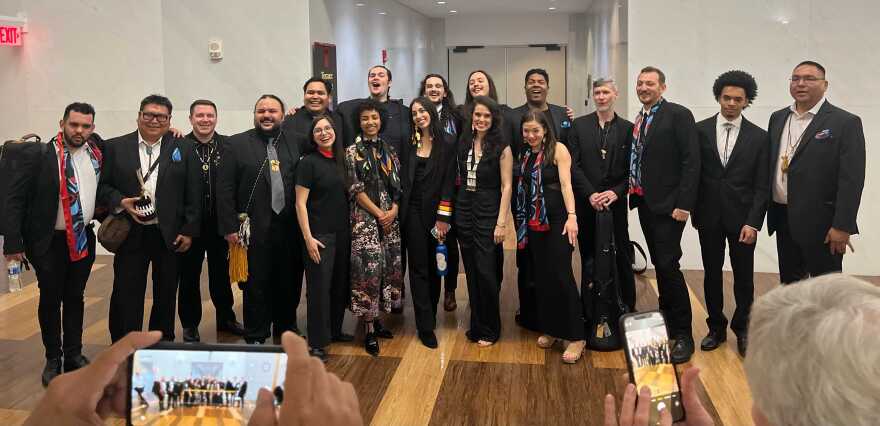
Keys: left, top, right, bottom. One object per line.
{"left": 242, "top": 215, "right": 301, "bottom": 341}
{"left": 637, "top": 207, "right": 692, "bottom": 339}
{"left": 404, "top": 210, "right": 442, "bottom": 333}
{"left": 515, "top": 246, "right": 539, "bottom": 331}
{"left": 302, "top": 231, "right": 350, "bottom": 349}
{"left": 697, "top": 225, "right": 754, "bottom": 335}
{"left": 771, "top": 203, "right": 843, "bottom": 284}
{"left": 460, "top": 230, "right": 502, "bottom": 343}
{"left": 177, "top": 222, "right": 236, "bottom": 329}
{"left": 442, "top": 226, "right": 460, "bottom": 292}
{"left": 109, "top": 224, "right": 180, "bottom": 342}
{"left": 30, "top": 230, "right": 96, "bottom": 359}
{"left": 578, "top": 201, "right": 637, "bottom": 312}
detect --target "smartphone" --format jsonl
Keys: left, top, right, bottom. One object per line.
{"left": 127, "top": 342, "right": 287, "bottom": 426}
{"left": 619, "top": 311, "right": 685, "bottom": 424}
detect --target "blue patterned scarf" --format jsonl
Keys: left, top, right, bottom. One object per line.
{"left": 515, "top": 150, "right": 549, "bottom": 249}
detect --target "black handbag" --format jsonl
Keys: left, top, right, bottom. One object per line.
{"left": 585, "top": 209, "right": 629, "bottom": 351}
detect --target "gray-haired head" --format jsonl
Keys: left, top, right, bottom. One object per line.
{"left": 592, "top": 78, "right": 618, "bottom": 92}
{"left": 745, "top": 274, "right": 880, "bottom": 426}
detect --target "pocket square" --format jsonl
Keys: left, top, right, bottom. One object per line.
{"left": 172, "top": 147, "right": 182, "bottom": 162}
{"left": 814, "top": 129, "right": 832, "bottom": 139}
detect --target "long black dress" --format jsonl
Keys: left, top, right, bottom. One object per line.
{"left": 521, "top": 152, "right": 584, "bottom": 341}
{"left": 455, "top": 139, "right": 505, "bottom": 343}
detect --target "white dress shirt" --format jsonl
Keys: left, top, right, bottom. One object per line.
{"left": 716, "top": 114, "right": 742, "bottom": 167}
{"left": 54, "top": 143, "right": 99, "bottom": 230}
{"left": 772, "top": 97, "right": 826, "bottom": 204}
{"left": 138, "top": 132, "right": 161, "bottom": 225}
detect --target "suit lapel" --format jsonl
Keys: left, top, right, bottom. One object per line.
{"left": 156, "top": 134, "right": 174, "bottom": 190}
{"left": 47, "top": 142, "right": 61, "bottom": 195}
{"left": 706, "top": 115, "right": 723, "bottom": 168}
{"left": 791, "top": 102, "right": 832, "bottom": 165}
{"left": 127, "top": 132, "right": 142, "bottom": 184}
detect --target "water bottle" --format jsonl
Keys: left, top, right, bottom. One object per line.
{"left": 7, "top": 259, "right": 23, "bottom": 293}
{"left": 435, "top": 243, "right": 448, "bottom": 277}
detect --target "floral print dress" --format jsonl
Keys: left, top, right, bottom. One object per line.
{"left": 344, "top": 137, "right": 404, "bottom": 320}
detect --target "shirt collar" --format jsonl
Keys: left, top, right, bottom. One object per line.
{"left": 138, "top": 131, "right": 163, "bottom": 148}
{"left": 717, "top": 113, "right": 743, "bottom": 129}
{"left": 641, "top": 97, "right": 665, "bottom": 115}
{"left": 789, "top": 96, "right": 826, "bottom": 117}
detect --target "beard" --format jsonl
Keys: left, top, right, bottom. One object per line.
{"left": 63, "top": 131, "right": 88, "bottom": 148}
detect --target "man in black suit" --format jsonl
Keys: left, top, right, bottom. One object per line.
{"left": 217, "top": 95, "right": 302, "bottom": 344}
{"left": 767, "top": 61, "right": 865, "bottom": 283}
{"left": 568, "top": 78, "right": 637, "bottom": 312}
{"left": 99, "top": 94, "right": 202, "bottom": 342}
{"left": 692, "top": 71, "right": 769, "bottom": 356}
{"left": 628, "top": 66, "right": 700, "bottom": 363}
{"left": 511, "top": 68, "right": 573, "bottom": 154}
{"left": 177, "top": 100, "right": 244, "bottom": 342}
{"left": 283, "top": 77, "right": 346, "bottom": 154}
{"left": 337, "top": 65, "right": 411, "bottom": 155}
{"left": 3, "top": 103, "right": 104, "bottom": 386}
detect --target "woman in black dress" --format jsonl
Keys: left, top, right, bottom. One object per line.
{"left": 400, "top": 97, "right": 457, "bottom": 348}
{"left": 456, "top": 96, "right": 513, "bottom": 346}
{"left": 294, "top": 115, "right": 351, "bottom": 361}
{"left": 419, "top": 74, "right": 461, "bottom": 312}
{"left": 514, "top": 110, "right": 585, "bottom": 363}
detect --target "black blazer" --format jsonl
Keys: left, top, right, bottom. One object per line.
{"left": 511, "top": 103, "right": 571, "bottom": 156}
{"left": 629, "top": 101, "right": 700, "bottom": 214}
{"left": 2, "top": 138, "right": 106, "bottom": 257}
{"left": 399, "top": 132, "right": 457, "bottom": 228}
{"left": 766, "top": 101, "right": 865, "bottom": 241}
{"left": 216, "top": 128, "right": 301, "bottom": 244}
{"left": 568, "top": 112, "right": 634, "bottom": 202}
{"left": 98, "top": 131, "right": 202, "bottom": 251}
{"left": 691, "top": 114, "right": 769, "bottom": 234}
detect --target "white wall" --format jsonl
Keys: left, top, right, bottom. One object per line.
{"left": 445, "top": 14, "right": 570, "bottom": 47}
{"left": 0, "top": 0, "right": 312, "bottom": 140}
{"left": 628, "top": 0, "right": 880, "bottom": 275}
{"left": 310, "top": 0, "right": 438, "bottom": 105}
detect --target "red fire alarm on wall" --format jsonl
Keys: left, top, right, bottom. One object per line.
{"left": 0, "top": 26, "right": 22, "bottom": 46}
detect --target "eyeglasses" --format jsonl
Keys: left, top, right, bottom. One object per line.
{"left": 313, "top": 126, "right": 335, "bottom": 135}
{"left": 141, "top": 112, "right": 170, "bottom": 123}
{"left": 789, "top": 76, "right": 825, "bottom": 83}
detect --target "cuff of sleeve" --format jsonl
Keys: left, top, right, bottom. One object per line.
{"left": 436, "top": 201, "right": 453, "bottom": 223}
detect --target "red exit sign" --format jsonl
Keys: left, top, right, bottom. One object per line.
{"left": 0, "top": 26, "right": 22, "bottom": 46}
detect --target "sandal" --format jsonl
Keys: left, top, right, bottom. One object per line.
{"left": 562, "top": 340, "right": 586, "bottom": 364}
{"left": 537, "top": 335, "right": 556, "bottom": 349}
{"left": 477, "top": 339, "right": 495, "bottom": 347}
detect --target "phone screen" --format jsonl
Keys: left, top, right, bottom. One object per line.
{"left": 621, "top": 311, "right": 684, "bottom": 424}
{"left": 128, "top": 344, "right": 287, "bottom": 426}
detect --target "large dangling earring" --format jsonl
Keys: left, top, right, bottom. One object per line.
{"left": 414, "top": 130, "right": 422, "bottom": 149}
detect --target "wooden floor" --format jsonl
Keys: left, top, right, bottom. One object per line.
{"left": 1, "top": 250, "right": 876, "bottom": 426}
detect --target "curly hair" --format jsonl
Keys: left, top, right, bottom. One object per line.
{"left": 712, "top": 70, "right": 758, "bottom": 106}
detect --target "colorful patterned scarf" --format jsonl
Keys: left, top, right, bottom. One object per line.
{"left": 515, "top": 150, "right": 549, "bottom": 249}
{"left": 356, "top": 135, "right": 401, "bottom": 198}
{"left": 628, "top": 99, "right": 664, "bottom": 196}
{"left": 55, "top": 132, "right": 102, "bottom": 262}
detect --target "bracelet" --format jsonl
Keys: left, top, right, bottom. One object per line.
{"left": 496, "top": 223, "right": 506, "bottom": 228}
{"left": 567, "top": 211, "right": 576, "bottom": 215}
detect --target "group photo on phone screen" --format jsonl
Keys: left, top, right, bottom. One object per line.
{"left": 129, "top": 348, "right": 287, "bottom": 425}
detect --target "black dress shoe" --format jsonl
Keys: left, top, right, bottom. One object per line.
{"left": 670, "top": 336, "right": 695, "bottom": 364}
{"left": 465, "top": 330, "right": 478, "bottom": 342}
{"left": 217, "top": 319, "right": 245, "bottom": 336}
{"left": 331, "top": 333, "right": 355, "bottom": 343}
{"left": 64, "top": 354, "right": 90, "bottom": 373}
{"left": 42, "top": 358, "right": 62, "bottom": 387}
{"left": 373, "top": 321, "right": 394, "bottom": 339}
{"left": 418, "top": 331, "right": 438, "bottom": 349}
{"left": 736, "top": 335, "right": 748, "bottom": 357}
{"left": 183, "top": 327, "right": 201, "bottom": 343}
{"left": 364, "top": 332, "right": 380, "bottom": 356}
{"left": 699, "top": 330, "right": 727, "bottom": 351}
{"left": 309, "top": 347, "right": 329, "bottom": 362}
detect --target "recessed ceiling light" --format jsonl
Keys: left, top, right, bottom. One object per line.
{"left": 548, "top": 6, "right": 557, "bottom": 10}
{"left": 437, "top": 1, "right": 447, "bottom": 4}
{"left": 355, "top": 2, "right": 365, "bottom": 6}
{"left": 449, "top": 10, "right": 457, "bottom": 13}
{"left": 777, "top": 17, "right": 790, "bottom": 24}
{"left": 378, "top": 11, "right": 387, "bottom": 15}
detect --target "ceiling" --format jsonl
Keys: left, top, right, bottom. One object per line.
{"left": 392, "top": 0, "right": 594, "bottom": 18}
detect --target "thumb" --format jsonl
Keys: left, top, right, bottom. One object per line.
{"left": 316, "top": 240, "right": 326, "bottom": 249}
{"left": 248, "top": 387, "right": 278, "bottom": 426}
{"left": 824, "top": 230, "right": 831, "bottom": 243}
